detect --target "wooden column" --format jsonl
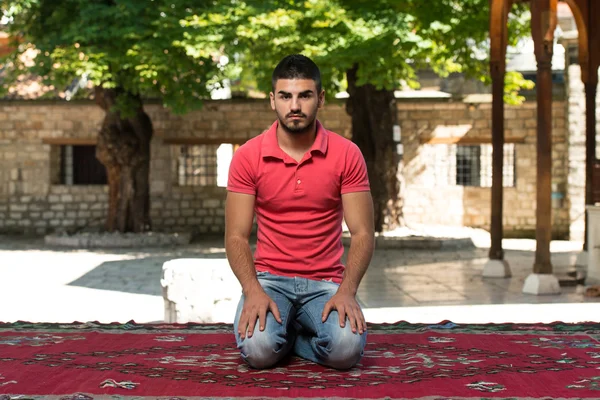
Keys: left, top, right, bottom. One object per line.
{"left": 585, "top": 80, "right": 597, "bottom": 249}
{"left": 490, "top": 62, "right": 505, "bottom": 261}
{"left": 531, "top": 0, "right": 556, "bottom": 274}
{"left": 488, "top": 0, "right": 510, "bottom": 263}
{"left": 584, "top": 0, "right": 599, "bottom": 252}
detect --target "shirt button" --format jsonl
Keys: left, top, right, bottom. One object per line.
{"left": 297, "top": 179, "right": 301, "bottom": 184}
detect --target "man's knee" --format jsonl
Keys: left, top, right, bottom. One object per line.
{"left": 325, "top": 327, "right": 366, "bottom": 369}
{"left": 239, "top": 328, "right": 290, "bottom": 369}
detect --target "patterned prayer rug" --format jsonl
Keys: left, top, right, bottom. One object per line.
{"left": 1, "top": 320, "right": 600, "bottom": 399}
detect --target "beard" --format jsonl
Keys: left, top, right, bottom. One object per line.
{"left": 276, "top": 109, "right": 317, "bottom": 135}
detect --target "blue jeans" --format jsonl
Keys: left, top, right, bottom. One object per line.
{"left": 233, "top": 272, "right": 367, "bottom": 370}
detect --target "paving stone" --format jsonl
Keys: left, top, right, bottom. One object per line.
{"left": 0, "top": 234, "right": 598, "bottom": 324}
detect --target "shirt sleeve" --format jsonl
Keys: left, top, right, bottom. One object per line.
{"left": 341, "top": 142, "right": 370, "bottom": 194}
{"left": 227, "top": 145, "right": 257, "bottom": 195}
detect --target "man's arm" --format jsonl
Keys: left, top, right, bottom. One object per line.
{"left": 225, "top": 192, "right": 281, "bottom": 339}
{"left": 321, "top": 191, "right": 374, "bottom": 334}
{"left": 338, "top": 191, "right": 375, "bottom": 295}
{"left": 225, "top": 192, "right": 261, "bottom": 294}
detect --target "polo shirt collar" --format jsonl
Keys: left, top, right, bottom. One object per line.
{"left": 262, "top": 120, "right": 329, "bottom": 160}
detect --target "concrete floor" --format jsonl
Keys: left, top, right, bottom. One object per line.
{"left": 1, "top": 234, "right": 598, "bottom": 325}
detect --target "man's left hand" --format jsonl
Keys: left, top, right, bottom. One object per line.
{"left": 322, "top": 291, "right": 366, "bottom": 335}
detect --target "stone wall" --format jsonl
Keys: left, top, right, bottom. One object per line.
{"left": 145, "top": 100, "right": 350, "bottom": 234}
{"left": 566, "top": 65, "right": 600, "bottom": 242}
{"left": 0, "top": 100, "right": 350, "bottom": 235}
{"left": 566, "top": 65, "right": 586, "bottom": 242}
{"left": 0, "top": 96, "right": 578, "bottom": 238}
{"left": 400, "top": 100, "right": 570, "bottom": 239}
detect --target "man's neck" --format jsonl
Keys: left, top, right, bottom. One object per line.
{"left": 276, "top": 121, "right": 317, "bottom": 153}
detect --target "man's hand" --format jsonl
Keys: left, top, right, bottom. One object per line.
{"left": 322, "top": 291, "right": 366, "bottom": 335}
{"left": 237, "top": 288, "right": 282, "bottom": 339}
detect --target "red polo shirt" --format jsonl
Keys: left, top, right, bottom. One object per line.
{"left": 227, "top": 120, "right": 370, "bottom": 283}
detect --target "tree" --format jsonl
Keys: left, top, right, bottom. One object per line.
{"left": 182, "top": 0, "right": 531, "bottom": 232}
{"left": 0, "top": 0, "right": 223, "bottom": 232}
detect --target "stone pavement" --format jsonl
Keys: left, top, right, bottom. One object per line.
{"left": 1, "top": 234, "right": 599, "bottom": 325}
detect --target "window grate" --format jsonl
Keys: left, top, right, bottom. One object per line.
{"left": 176, "top": 143, "right": 239, "bottom": 187}
{"left": 178, "top": 145, "right": 218, "bottom": 186}
{"left": 59, "top": 145, "right": 107, "bottom": 185}
{"left": 456, "top": 145, "right": 481, "bottom": 186}
{"left": 456, "top": 144, "right": 516, "bottom": 188}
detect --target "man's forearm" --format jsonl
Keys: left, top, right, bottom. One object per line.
{"left": 225, "top": 236, "right": 262, "bottom": 295}
{"left": 338, "top": 232, "right": 374, "bottom": 295}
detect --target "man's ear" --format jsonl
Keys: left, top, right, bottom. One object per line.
{"left": 269, "top": 92, "right": 275, "bottom": 110}
{"left": 318, "top": 90, "right": 325, "bottom": 108}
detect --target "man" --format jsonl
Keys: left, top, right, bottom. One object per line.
{"left": 225, "top": 54, "right": 374, "bottom": 370}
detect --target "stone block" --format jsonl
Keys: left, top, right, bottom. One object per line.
{"left": 9, "top": 204, "right": 27, "bottom": 212}
{"left": 181, "top": 209, "right": 194, "bottom": 217}
{"left": 522, "top": 273, "right": 561, "bottom": 295}
{"left": 203, "top": 199, "right": 221, "bottom": 208}
{"left": 161, "top": 258, "right": 241, "bottom": 323}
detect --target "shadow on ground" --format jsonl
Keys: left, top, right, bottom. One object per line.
{"left": 67, "top": 251, "right": 228, "bottom": 296}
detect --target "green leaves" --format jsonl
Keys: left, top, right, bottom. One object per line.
{"left": 181, "top": 0, "right": 532, "bottom": 98}
{"left": 504, "top": 70, "right": 535, "bottom": 105}
{"left": 1, "top": 0, "right": 534, "bottom": 109}
{"left": 1, "top": 0, "right": 223, "bottom": 114}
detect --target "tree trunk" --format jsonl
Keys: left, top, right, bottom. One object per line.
{"left": 345, "top": 64, "right": 402, "bottom": 232}
{"left": 94, "top": 87, "right": 153, "bottom": 233}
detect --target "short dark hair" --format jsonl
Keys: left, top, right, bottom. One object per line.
{"left": 271, "top": 54, "right": 322, "bottom": 93}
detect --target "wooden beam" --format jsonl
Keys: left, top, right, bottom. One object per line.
{"left": 490, "top": 0, "right": 510, "bottom": 67}
{"left": 488, "top": 0, "right": 513, "bottom": 263}
{"left": 531, "top": 0, "right": 555, "bottom": 274}
{"left": 563, "top": 0, "right": 590, "bottom": 82}
{"left": 162, "top": 138, "right": 248, "bottom": 145}
{"left": 42, "top": 138, "right": 97, "bottom": 145}
{"left": 588, "top": 0, "right": 600, "bottom": 81}
{"left": 587, "top": 0, "right": 600, "bottom": 253}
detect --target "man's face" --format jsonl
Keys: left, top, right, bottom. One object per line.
{"left": 270, "top": 79, "right": 324, "bottom": 135}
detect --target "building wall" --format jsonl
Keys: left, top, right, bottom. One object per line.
{"left": 0, "top": 96, "right": 576, "bottom": 238}
{"left": 565, "top": 66, "right": 600, "bottom": 243}
{"left": 399, "top": 100, "right": 570, "bottom": 239}
{"left": 0, "top": 100, "right": 350, "bottom": 235}
{"left": 566, "top": 65, "right": 586, "bottom": 242}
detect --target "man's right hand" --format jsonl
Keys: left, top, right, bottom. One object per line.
{"left": 237, "top": 287, "right": 282, "bottom": 339}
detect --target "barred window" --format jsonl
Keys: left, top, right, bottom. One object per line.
{"left": 456, "top": 145, "right": 481, "bottom": 186}
{"left": 177, "top": 143, "right": 239, "bottom": 187}
{"left": 456, "top": 144, "right": 516, "bottom": 188}
{"left": 51, "top": 145, "right": 107, "bottom": 185}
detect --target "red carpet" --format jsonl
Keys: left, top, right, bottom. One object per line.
{"left": 1, "top": 320, "right": 600, "bottom": 399}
